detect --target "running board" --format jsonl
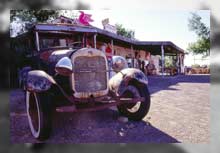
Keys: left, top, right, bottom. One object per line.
{"left": 56, "top": 97, "right": 145, "bottom": 113}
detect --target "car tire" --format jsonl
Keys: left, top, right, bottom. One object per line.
{"left": 117, "top": 83, "right": 151, "bottom": 121}
{"left": 26, "top": 91, "right": 52, "bottom": 140}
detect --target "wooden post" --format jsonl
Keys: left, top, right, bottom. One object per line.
{"left": 35, "top": 32, "right": 40, "bottom": 51}
{"left": 182, "top": 54, "right": 184, "bottom": 73}
{"left": 177, "top": 53, "right": 180, "bottom": 74}
{"left": 131, "top": 45, "right": 133, "bottom": 52}
{"left": 94, "top": 34, "right": 97, "bottom": 49}
{"left": 161, "top": 45, "right": 165, "bottom": 76}
{"left": 111, "top": 39, "right": 114, "bottom": 53}
{"left": 82, "top": 33, "right": 85, "bottom": 47}
{"left": 131, "top": 45, "right": 134, "bottom": 67}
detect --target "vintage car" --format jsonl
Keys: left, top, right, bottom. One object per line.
{"left": 15, "top": 24, "right": 151, "bottom": 141}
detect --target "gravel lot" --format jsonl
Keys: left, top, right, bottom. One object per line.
{"left": 10, "top": 74, "right": 210, "bottom": 143}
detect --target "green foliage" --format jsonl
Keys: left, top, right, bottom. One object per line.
{"left": 165, "top": 56, "right": 175, "bottom": 68}
{"left": 188, "top": 38, "right": 210, "bottom": 55}
{"left": 10, "top": 10, "right": 59, "bottom": 23}
{"left": 187, "top": 13, "right": 210, "bottom": 56}
{"left": 188, "top": 13, "right": 210, "bottom": 39}
{"left": 10, "top": 10, "right": 59, "bottom": 36}
{"left": 115, "top": 24, "right": 135, "bottom": 39}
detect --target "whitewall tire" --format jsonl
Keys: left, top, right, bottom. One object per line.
{"left": 26, "top": 91, "right": 52, "bottom": 140}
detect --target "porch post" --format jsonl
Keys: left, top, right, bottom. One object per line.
{"left": 161, "top": 45, "right": 165, "bottom": 76}
{"left": 131, "top": 45, "right": 134, "bottom": 67}
{"left": 94, "top": 33, "right": 97, "bottom": 49}
{"left": 176, "top": 53, "right": 180, "bottom": 74}
{"left": 111, "top": 39, "right": 114, "bottom": 54}
{"left": 182, "top": 54, "right": 184, "bottom": 73}
{"left": 82, "top": 33, "right": 85, "bottom": 47}
{"left": 35, "top": 31, "right": 40, "bottom": 51}
{"left": 179, "top": 54, "right": 181, "bottom": 74}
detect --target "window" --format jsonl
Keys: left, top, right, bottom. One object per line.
{"left": 38, "top": 33, "right": 83, "bottom": 50}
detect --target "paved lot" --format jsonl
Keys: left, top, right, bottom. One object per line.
{"left": 147, "top": 75, "right": 210, "bottom": 143}
{"left": 10, "top": 74, "right": 210, "bottom": 143}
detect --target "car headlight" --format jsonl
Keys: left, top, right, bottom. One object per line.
{"left": 55, "top": 57, "right": 73, "bottom": 76}
{"left": 112, "top": 56, "right": 128, "bottom": 72}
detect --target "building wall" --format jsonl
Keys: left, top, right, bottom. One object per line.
{"left": 96, "top": 41, "right": 135, "bottom": 59}
{"left": 139, "top": 50, "right": 146, "bottom": 60}
{"left": 151, "top": 55, "right": 160, "bottom": 75}
{"left": 95, "top": 39, "right": 182, "bottom": 75}
{"left": 114, "top": 45, "right": 134, "bottom": 58}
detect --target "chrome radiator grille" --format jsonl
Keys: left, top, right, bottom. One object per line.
{"left": 73, "top": 56, "right": 107, "bottom": 92}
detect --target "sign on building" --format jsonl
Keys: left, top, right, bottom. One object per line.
{"left": 102, "top": 18, "right": 109, "bottom": 26}
{"left": 102, "top": 18, "right": 117, "bottom": 34}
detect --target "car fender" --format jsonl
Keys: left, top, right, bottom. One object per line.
{"left": 26, "top": 70, "right": 56, "bottom": 92}
{"left": 109, "top": 68, "right": 148, "bottom": 96}
{"left": 19, "top": 66, "right": 32, "bottom": 88}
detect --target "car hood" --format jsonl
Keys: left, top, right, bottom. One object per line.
{"left": 49, "top": 49, "right": 72, "bottom": 61}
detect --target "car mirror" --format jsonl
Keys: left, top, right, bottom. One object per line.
{"left": 55, "top": 57, "right": 73, "bottom": 76}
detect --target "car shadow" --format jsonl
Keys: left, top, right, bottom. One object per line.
{"left": 41, "top": 109, "right": 180, "bottom": 143}
{"left": 10, "top": 103, "right": 180, "bottom": 143}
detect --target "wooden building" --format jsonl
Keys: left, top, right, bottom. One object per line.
{"left": 32, "top": 21, "right": 185, "bottom": 75}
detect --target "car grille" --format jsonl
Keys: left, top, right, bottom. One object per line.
{"left": 73, "top": 56, "right": 107, "bottom": 92}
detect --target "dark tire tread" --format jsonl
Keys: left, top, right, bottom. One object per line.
{"left": 117, "top": 83, "right": 151, "bottom": 121}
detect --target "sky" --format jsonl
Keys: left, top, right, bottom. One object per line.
{"left": 80, "top": 10, "right": 210, "bottom": 66}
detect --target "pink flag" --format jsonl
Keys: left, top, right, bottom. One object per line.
{"left": 78, "top": 11, "right": 94, "bottom": 26}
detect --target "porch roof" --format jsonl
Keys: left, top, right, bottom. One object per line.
{"left": 34, "top": 23, "right": 185, "bottom": 54}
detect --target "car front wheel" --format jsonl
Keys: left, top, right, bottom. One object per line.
{"left": 26, "top": 91, "right": 52, "bottom": 140}
{"left": 117, "top": 83, "right": 151, "bottom": 121}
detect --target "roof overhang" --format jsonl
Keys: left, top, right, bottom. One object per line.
{"left": 34, "top": 23, "right": 185, "bottom": 54}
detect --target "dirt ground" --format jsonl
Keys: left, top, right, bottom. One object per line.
{"left": 9, "top": 74, "right": 210, "bottom": 143}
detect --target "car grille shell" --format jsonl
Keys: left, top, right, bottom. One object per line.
{"left": 74, "top": 56, "right": 107, "bottom": 92}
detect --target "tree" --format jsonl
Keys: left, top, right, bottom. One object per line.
{"left": 165, "top": 56, "right": 176, "bottom": 68}
{"left": 10, "top": 9, "right": 90, "bottom": 37}
{"left": 187, "top": 13, "right": 210, "bottom": 56}
{"left": 10, "top": 10, "right": 59, "bottom": 37}
{"left": 10, "top": 10, "right": 59, "bottom": 23}
{"left": 115, "top": 24, "right": 135, "bottom": 39}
